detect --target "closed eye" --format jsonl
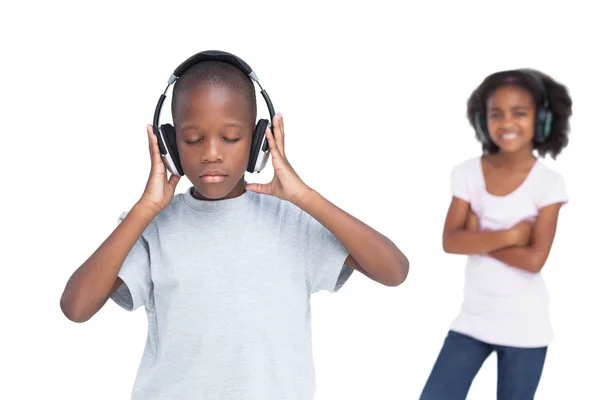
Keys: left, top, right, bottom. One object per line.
{"left": 184, "top": 138, "right": 203, "bottom": 144}
{"left": 184, "top": 137, "right": 241, "bottom": 144}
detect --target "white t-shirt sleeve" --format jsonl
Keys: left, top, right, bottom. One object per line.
{"left": 110, "top": 211, "right": 153, "bottom": 311}
{"left": 450, "top": 161, "right": 471, "bottom": 202}
{"left": 303, "top": 214, "right": 352, "bottom": 294}
{"left": 537, "top": 170, "right": 569, "bottom": 209}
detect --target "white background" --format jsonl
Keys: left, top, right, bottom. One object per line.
{"left": 1, "top": 1, "right": 598, "bottom": 399}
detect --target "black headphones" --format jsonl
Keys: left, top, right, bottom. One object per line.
{"left": 474, "top": 68, "right": 553, "bottom": 146}
{"left": 152, "top": 50, "right": 276, "bottom": 176}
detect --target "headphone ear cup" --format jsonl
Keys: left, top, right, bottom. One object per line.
{"left": 161, "top": 124, "right": 184, "bottom": 176}
{"left": 544, "top": 111, "right": 553, "bottom": 138}
{"left": 474, "top": 110, "right": 490, "bottom": 145}
{"left": 247, "top": 119, "right": 269, "bottom": 173}
{"left": 536, "top": 108, "right": 553, "bottom": 143}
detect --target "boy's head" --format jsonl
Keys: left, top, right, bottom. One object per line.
{"left": 171, "top": 60, "right": 258, "bottom": 200}
{"left": 467, "top": 69, "right": 573, "bottom": 159}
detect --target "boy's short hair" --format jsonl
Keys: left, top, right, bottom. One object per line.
{"left": 171, "top": 60, "right": 257, "bottom": 124}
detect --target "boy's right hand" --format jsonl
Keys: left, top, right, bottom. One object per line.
{"left": 508, "top": 219, "right": 535, "bottom": 247}
{"left": 138, "top": 125, "right": 181, "bottom": 214}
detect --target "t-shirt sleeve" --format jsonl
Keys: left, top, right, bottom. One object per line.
{"left": 538, "top": 171, "right": 569, "bottom": 209}
{"left": 110, "top": 211, "right": 153, "bottom": 312}
{"left": 450, "top": 161, "right": 470, "bottom": 202}
{"left": 304, "top": 214, "right": 352, "bottom": 294}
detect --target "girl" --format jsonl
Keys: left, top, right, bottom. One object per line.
{"left": 419, "top": 69, "right": 573, "bottom": 400}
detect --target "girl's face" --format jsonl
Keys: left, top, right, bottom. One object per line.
{"left": 486, "top": 85, "right": 536, "bottom": 154}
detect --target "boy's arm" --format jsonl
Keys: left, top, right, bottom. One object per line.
{"left": 245, "top": 114, "right": 408, "bottom": 286}
{"left": 295, "top": 189, "right": 409, "bottom": 286}
{"left": 487, "top": 203, "right": 564, "bottom": 273}
{"left": 60, "top": 126, "right": 180, "bottom": 322}
{"left": 60, "top": 203, "right": 158, "bottom": 322}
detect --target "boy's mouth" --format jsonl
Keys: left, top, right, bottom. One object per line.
{"left": 200, "top": 169, "right": 227, "bottom": 183}
{"left": 201, "top": 175, "right": 226, "bottom": 183}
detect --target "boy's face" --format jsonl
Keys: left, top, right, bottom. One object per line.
{"left": 173, "top": 85, "right": 255, "bottom": 200}
{"left": 486, "top": 85, "right": 536, "bottom": 154}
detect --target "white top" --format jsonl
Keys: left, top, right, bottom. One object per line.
{"left": 449, "top": 156, "right": 568, "bottom": 348}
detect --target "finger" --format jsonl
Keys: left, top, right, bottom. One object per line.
{"left": 265, "top": 127, "right": 282, "bottom": 160}
{"left": 168, "top": 173, "right": 181, "bottom": 190}
{"left": 277, "top": 113, "right": 285, "bottom": 154}
{"left": 245, "top": 182, "right": 271, "bottom": 195}
{"left": 279, "top": 112, "right": 284, "bottom": 135}
{"left": 147, "top": 125, "right": 165, "bottom": 174}
{"left": 273, "top": 114, "right": 285, "bottom": 156}
{"left": 147, "top": 125, "right": 155, "bottom": 157}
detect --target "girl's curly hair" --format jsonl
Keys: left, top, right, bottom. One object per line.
{"left": 466, "top": 69, "right": 573, "bottom": 159}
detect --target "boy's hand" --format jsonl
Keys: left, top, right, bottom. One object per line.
{"left": 246, "top": 113, "right": 311, "bottom": 204}
{"left": 138, "top": 125, "right": 181, "bottom": 214}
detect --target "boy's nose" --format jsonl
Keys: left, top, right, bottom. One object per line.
{"left": 201, "top": 139, "right": 223, "bottom": 163}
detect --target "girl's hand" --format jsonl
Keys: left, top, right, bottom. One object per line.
{"left": 465, "top": 210, "right": 480, "bottom": 232}
{"left": 508, "top": 218, "right": 536, "bottom": 247}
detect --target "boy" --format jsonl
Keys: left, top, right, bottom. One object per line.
{"left": 60, "top": 51, "right": 409, "bottom": 400}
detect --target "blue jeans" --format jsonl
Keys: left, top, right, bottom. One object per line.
{"left": 419, "top": 330, "right": 547, "bottom": 400}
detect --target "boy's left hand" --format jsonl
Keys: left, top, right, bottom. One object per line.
{"left": 246, "top": 113, "right": 311, "bottom": 204}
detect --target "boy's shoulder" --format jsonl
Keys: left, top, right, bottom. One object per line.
{"left": 121, "top": 187, "right": 314, "bottom": 232}
{"left": 239, "top": 190, "right": 318, "bottom": 230}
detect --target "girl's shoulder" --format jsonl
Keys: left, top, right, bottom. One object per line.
{"left": 532, "top": 158, "right": 565, "bottom": 179}
{"left": 451, "top": 155, "right": 482, "bottom": 177}
{"left": 529, "top": 158, "right": 569, "bottom": 208}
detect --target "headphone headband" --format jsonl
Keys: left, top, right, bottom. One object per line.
{"left": 152, "top": 50, "right": 277, "bottom": 176}
{"left": 172, "top": 50, "right": 257, "bottom": 82}
{"left": 513, "top": 68, "right": 549, "bottom": 109}
{"left": 154, "top": 50, "right": 274, "bottom": 129}
{"left": 485, "top": 68, "right": 548, "bottom": 109}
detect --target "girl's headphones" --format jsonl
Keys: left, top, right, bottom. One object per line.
{"left": 474, "top": 68, "right": 553, "bottom": 146}
{"left": 152, "top": 50, "right": 276, "bottom": 176}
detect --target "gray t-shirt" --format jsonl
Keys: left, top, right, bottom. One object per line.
{"left": 111, "top": 186, "right": 353, "bottom": 400}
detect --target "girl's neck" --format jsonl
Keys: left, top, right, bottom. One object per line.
{"left": 490, "top": 147, "right": 536, "bottom": 170}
